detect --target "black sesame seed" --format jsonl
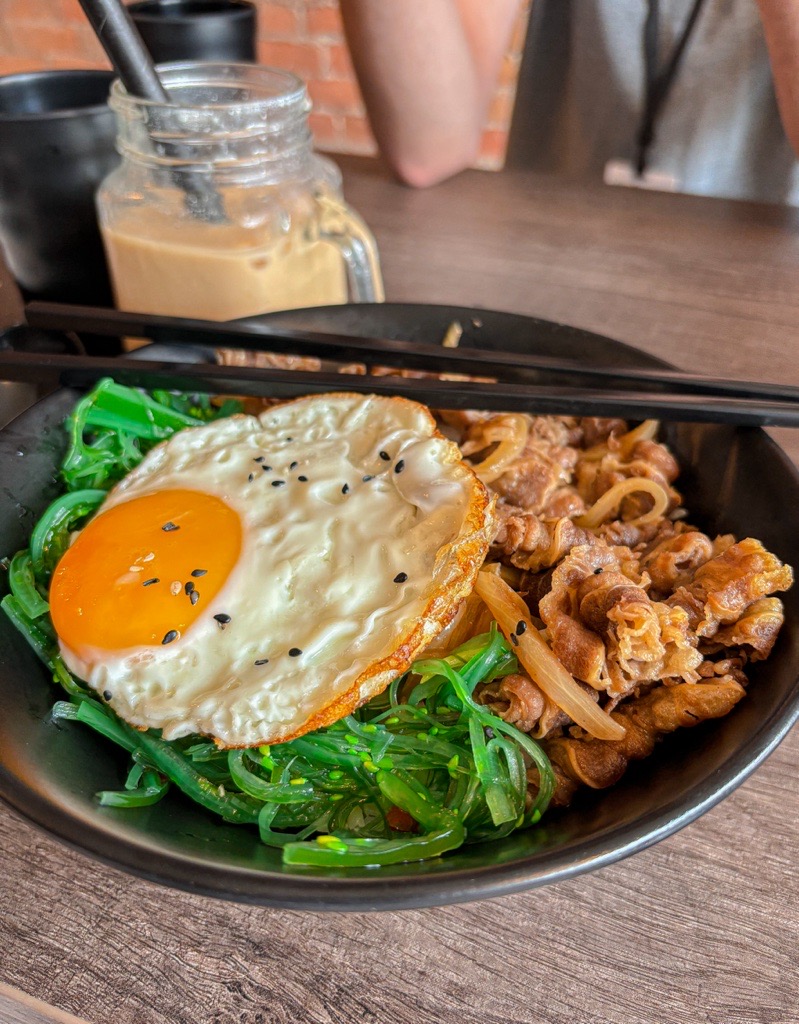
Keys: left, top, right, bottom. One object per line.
{"left": 289, "top": 461, "right": 298, "bottom": 470}
{"left": 185, "top": 581, "right": 195, "bottom": 596}
{"left": 271, "top": 479, "right": 286, "bottom": 487}
{"left": 191, "top": 569, "right": 207, "bottom": 577}
{"left": 379, "top": 450, "right": 391, "bottom": 461}
{"left": 516, "top": 620, "right": 527, "bottom": 635}
{"left": 362, "top": 475, "right": 373, "bottom": 482}
{"left": 103, "top": 690, "right": 112, "bottom": 701}
{"left": 394, "top": 459, "right": 405, "bottom": 474}
{"left": 298, "top": 475, "right": 308, "bottom": 482}
{"left": 162, "top": 629, "right": 179, "bottom": 644}
{"left": 142, "top": 577, "right": 159, "bottom": 587}
{"left": 254, "top": 658, "right": 269, "bottom": 666}
{"left": 248, "top": 473, "right": 254, "bottom": 483}
{"left": 342, "top": 483, "right": 350, "bottom": 495}
{"left": 393, "top": 572, "right": 408, "bottom": 583}
{"left": 594, "top": 567, "right": 603, "bottom": 575}
{"left": 288, "top": 647, "right": 302, "bottom": 657}
{"left": 285, "top": 437, "right": 293, "bottom": 442}
{"left": 190, "top": 590, "right": 200, "bottom": 606}
{"left": 510, "top": 632, "right": 519, "bottom": 647}
{"left": 262, "top": 465, "right": 272, "bottom": 472}
{"left": 213, "top": 614, "right": 231, "bottom": 628}
{"left": 253, "top": 456, "right": 265, "bottom": 463}
{"left": 161, "top": 521, "right": 179, "bottom": 532}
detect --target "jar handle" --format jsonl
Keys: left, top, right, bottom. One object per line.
{"left": 315, "top": 191, "right": 385, "bottom": 303}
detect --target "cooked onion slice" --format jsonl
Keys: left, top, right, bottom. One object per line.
{"left": 474, "top": 571, "right": 626, "bottom": 741}
{"left": 582, "top": 419, "right": 660, "bottom": 462}
{"left": 469, "top": 414, "right": 529, "bottom": 483}
{"left": 424, "top": 588, "right": 492, "bottom": 658}
{"left": 574, "top": 476, "right": 670, "bottom": 530}
{"left": 441, "top": 320, "right": 464, "bottom": 348}
{"left": 617, "top": 418, "right": 659, "bottom": 458}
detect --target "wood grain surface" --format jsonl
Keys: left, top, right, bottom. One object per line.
{"left": 1, "top": 157, "right": 798, "bottom": 1024}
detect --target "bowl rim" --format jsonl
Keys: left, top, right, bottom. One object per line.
{"left": 0, "top": 69, "right": 116, "bottom": 124}
{"left": 127, "top": 0, "right": 257, "bottom": 22}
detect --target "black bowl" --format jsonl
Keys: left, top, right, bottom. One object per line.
{"left": 1, "top": 303, "right": 798, "bottom": 911}
{"left": 128, "top": 1, "right": 257, "bottom": 64}
{"left": 0, "top": 70, "right": 117, "bottom": 305}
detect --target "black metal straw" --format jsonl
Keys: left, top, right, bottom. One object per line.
{"left": 77, "top": 0, "right": 225, "bottom": 221}
{"left": 79, "top": 0, "right": 169, "bottom": 103}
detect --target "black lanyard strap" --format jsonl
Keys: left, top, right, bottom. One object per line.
{"left": 636, "top": 0, "right": 708, "bottom": 175}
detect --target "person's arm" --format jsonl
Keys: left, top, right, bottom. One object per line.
{"left": 339, "top": 0, "right": 521, "bottom": 188}
{"left": 756, "top": 0, "right": 799, "bottom": 158}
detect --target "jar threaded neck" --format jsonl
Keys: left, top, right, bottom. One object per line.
{"left": 110, "top": 62, "right": 314, "bottom": 184}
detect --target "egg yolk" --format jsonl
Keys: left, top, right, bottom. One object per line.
{"left": 50, "top": 489, "right": 242, "bottom": 654}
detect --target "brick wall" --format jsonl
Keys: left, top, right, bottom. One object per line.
{"left": 0, "top": 0, "right": 529, "bottom": 170}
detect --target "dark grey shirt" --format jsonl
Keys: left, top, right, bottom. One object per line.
{"left": 509, "top": 0, "right": 799, "bottom": 206}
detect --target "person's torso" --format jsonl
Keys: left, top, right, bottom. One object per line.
{"left": 508, "top": 0, "right": 799, "bottom": 206}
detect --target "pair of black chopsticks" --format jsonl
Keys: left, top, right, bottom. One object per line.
{"left": 0, "top": 301, "right": 797, "bottom": 427}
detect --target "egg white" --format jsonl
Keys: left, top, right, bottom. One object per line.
{"left": 58, "top": 393, "right": 494, "bottom": 747}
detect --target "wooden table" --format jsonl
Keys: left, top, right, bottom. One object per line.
{"left": 1, "top": 157, "right": 798, "bottom": 1024}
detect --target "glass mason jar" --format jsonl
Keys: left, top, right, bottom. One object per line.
{"left": 97, "top": 62, "right": 384, "bottom": 322}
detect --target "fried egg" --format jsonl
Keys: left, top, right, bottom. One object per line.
{"left": 50, "top": 393, "right": 494, "bottom": 747}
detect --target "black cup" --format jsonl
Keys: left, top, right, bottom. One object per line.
{"left": 128, "top": 1, "right": 258, "bottom": 63}
{"left": 0, "top": 70, "right": 118, "bottom": 305}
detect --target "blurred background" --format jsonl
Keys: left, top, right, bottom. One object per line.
{"left": 0, "top": 0, "right": 531, "bottom": 170}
